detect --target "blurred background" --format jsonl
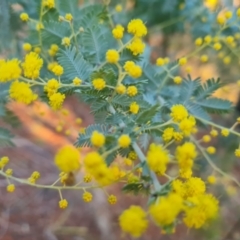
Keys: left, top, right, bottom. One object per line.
{"left": 1, "top": 0, "right": 240, "bottom": 239}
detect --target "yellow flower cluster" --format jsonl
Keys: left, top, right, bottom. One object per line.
{"left": 91, "top": 131, "right": 105, "bottom": 147}
{"left": 118, "top": 134, "right": 131, "bottom": 148}
{"left": 48, "top": 44, "right": 59, "bottom": 56}
{"left": 43, "top": 0, "right": 55, "bottom": 8}
{"left": 170, "top": 104, "right": 188, "bottom": 122}
{"left": 49, "top": 92, "right": 66, "bottom": 110}
{"left": 20, "top": 13, "right": 29, "bottom": 21}
{"left": 0, "top": 59, "right": 21, "bottom": 82}
{"left": 106, "top": 49, "right": 120, "bottom": 64}
{"left": 119, "top": 205, "right": 148, "bottom": 238}
{"left": 54, "top": 145, "right": 80, "bottom": 173}
{"left": 127, "top": 19, "right": 147, "bottom": 38}
{"left": 112, "top": 25, "right": 124, "bottom": 39}
{"left": 51, "top": 64, "right": 64, "bottom": 76}
{"left": 127, "top": 38, "right": 145, "bottom": 56}
{"left": 127, "top": 85, "right": 138, "bottom": 96}
{"left": 82, "top": 191, "right": 93, "bottom": 202}
{"left": 92, "top": 78, "right": 106, "bottom": 90}
{"left": 130, "top": 102, "right": 140, "bottom": 114}
{"left": 22, "top": 52, "right": 43, "bottom": 79}
{"left": 9, "top": 81, "right": 38, "bottom": 104}
{"left": 124, "top": 61, "right": 142, "bottom": 78}
{"left": 146, "top": 143, "right": 170, "bottom": 175}
{"left": 23, "top": 43, "right": 32, "bottom": 52}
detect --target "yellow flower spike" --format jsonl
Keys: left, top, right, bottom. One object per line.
{"left": 195, "top": 37, "right": 203, "bottom": 46}
{"left": 119, "top": 205, "right": 148, "bottom": 238}
{"left": 221, "top": 129, "right": 229, "bottom": 137}
{"left": 129, "top": 102, "right": 140, "bottom": 114}
{"left": 207, "top": 175, "right": 217, "bottom": 184}
{"left": 179, "top": 57, "right": 187, "bottom": 66}
{"left": 202, "top": 135, "right": 211, "bottom": 143}
{"left": 207, "top": 146, "right": 216, "bottom": 154}
{"left": 200, "top": 54, "right": 208, "bottom": 63}
{"left": 108, "top": 194, "right": 117, "bottom": 204}
{"left": 23, "top": 43, "right": 32, "bottom": 52}
{"left": 118, "top": 134, "right": 131, "bottom": 148}
{"left": 65, "top": 13, "right": 73, "bottom": 21}
{"left": 92, "top": 78, "right": 106, "bottom": 90}
{"left": 115, "top": 4, "right": 122, "bottom": 12}
{"left": 173, "top": 76, "right": 182, "bottom": 84}
{"left": 91, "top": 131, "right": 105, "bottom": 147}
{"left": 62, "top": 37, "right": 71, "bottom": 46}
{"left": 7, "top": 184, "right": 15, "bottom": 193}
{"left": 106, "top": 49, "right": 119, "bottom": 63}
{"left": 116, "top": 84, "right": 126, "bottom": 94}
{"left": 82, "top": 192, "right": 93, "bottom": 202}
{"left": 59, "top": 199, "right": 68, "bottom": 209}
{"left": 20, "top": 13, "right": 29, "bottom": 21}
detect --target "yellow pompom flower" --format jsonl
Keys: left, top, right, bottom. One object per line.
{"left": 54, "top": 145, "right": 80, "bottom": 173}
{"left": 116, "top": 84, "right": 126, "bottom": 94}
{"left": 65, "top": 13, "right": 73, "bottom": 21}
{"left": 83, "top": 174, "right": 92, "bottom": 183}
{"left": 223, "top": 56, "right": 231, "bottom": 65}
{"left": 207, "top": 146, "right": 216, "bottom": 154}
{"left": 217, "top": 15, "right": 226, "bottom": 25}
{"left": 92, "top": 78, "right": 106, "bottom": 90}
{"left": 179, "top": 57, "right": 187, "bottom": 66}
{"left": 213, "top": 42, "right": 222, "bottom": 51}
{"left": 210, "top": 129, "right": 218, "bottom": 137}
{"left": 195, "top": 38, "right": 203, "bottom": 46}
{"left": 156, "top": 57, "right": 165, "bottom": 66}
{"left": 127, "top": 38, "right": 145, "bottom": 55}
{"left": 7, "top": 184, "right": 15, "bottom": 193}
{"left": 36, "top": 23, "right": 44, "bottom": 31}
{"left": 174, "top": 76, "right": 182, "bottom": 84}
{"left": 0, "top": 59, "right": 22, "bottom": 82}
{"left": 82, "top": 192, "right": 93, "bottom": 202}
{"left": 52, "top": 64, "right": 64, "bottom": 76}
{"left": 204, "top": 35, "right": 212, "bottom": 43}
{"left": 115, "top": 4, "right": 122, "bottom": 12}
{"left": 112, "top": 25, "right": 124, "bottom": 39}
{"left": 162, "top": 127, "right": 174, "bottom": 142}
{"left": 91, "top": 131, "right": 105, "bottom": 147}
{"left": 22, "top": 52, "right": 43, "bottom": 79}
{"left": 9, "top": 81, "right": 38, "bottom": 104}
{"left": 108, "top": 194, "right": 117, "bottom": 205}
{"left": 202, "top": 135, "right": 211, "bottom": 143}
{"left": 170, "top": 104, "right": 188, "bottom": 122}
{"left": 44, "top": 78, "right": 60, "bottom": 96}
{"left": 183, "top": 194, "right": 219, "bottom": 229}
{"left": 129, "top": 102, "right": 140, "bottom": 114}
{"left": 34, "top": 47, "right": 41, "bottom": 54}
{"left": 20, "top": 13, "right": 29, "bottom": 21}
{"left": 237, "top": 8, "right": 240, "bottom": 17}
{"left": 124, "top": 61, "right": 142, "bottom": 78}
{"left": 23, "top": 43, "right": 32, "bottom": 52}
{"left": 119, "top": 205, "right": 148, "bottom": 238}
{"left": 73, "top": 77, "right": 82, "bottom": 86}
{"left": 221, "top": 128, "right": 229, "bottom": 137}
{"left": 59, "top": 199, "right": 68, "bottom": 209}
{"left": 49, "top": 92, "right": 65, "bottom": 110}
{"left": 62, "top": 37, "right": 71, "bottom": 46}
{"left": 179, "top": 116, "right": 196, "bottom": 136}
{"left": 149, "top": 193, "right": 183, "bottom": 227}
{"left": 146, "top": 143, "right": 169, "bottom": 175}
{"left": 43, "top": 0, "right": 55, "bottom": 9}
{"left": 0, "top": 156, "right": 9, "bottom": 167}
{"left": 127, "top": 85, "right": 138, "bottom": 97}
{"left": 207, "top": 175, "right": 216, "bottom": 184}
{"left": 235, "top": 149, "right": 240, "bottom": 157}
{"left": 127, "top": 19, "right": 147, "bottom": 37}
{"left": 106, "top": 49, "right": 119, "bottom": 63}
{"left": 200, "top": 54, "right": 208, "bottom": 63}
{"left": 118, "top": 134, "right": 131, "bottom": 148}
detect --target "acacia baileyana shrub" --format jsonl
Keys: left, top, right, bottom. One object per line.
{"left": 1, "top": 0, "right": 240, "bottom": 237}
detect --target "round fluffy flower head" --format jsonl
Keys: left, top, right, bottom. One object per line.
{"left": 0, "top": 156, "right": 9, "bottom": 167}
{"left": 65, "top": 13, "right": 73, "bottom": 21}
{"left": 9, "top": 81, "right": 38, "bottom": 104}
{"left": 127, "top": 38, "right": 145, "bottom": 55}
{"left": 92, "top": 78, "right": 106, "bottom": 90}
{"left": 200, "top": 54, "right": 208, "bottom": 63}
{"left": 175, "top": 142, "right": 197, "bottom": 163}
{"left": 44, "top": 0, "right": 55, "bottom": 9}
{"left": 49, "top": 92, "right": 65, "bottom": 110}
{"left": 108, "top": 195, "right": 117, "bottom": 205}
{"left": 52, "top": 64, "right": 64, "bottom": 76}
{"left": 179, "top": 116, "right": 196, "bottom": 136}
{"left": 23, "top": 43, "right": 32, "bottom": 52}
{"left": 174, "top": 76, "right": 182, "bottom": 84}
{"left": 72, "top": 77, "right": 82, "bottom": 86}
{"left": 127, "top": 19, "right": 147, "bottom": 37}
{"left": 54, "top": 145, "right": 80, "bottom": 173}
{"left": 59, "top": 199, "right": 68, "bottom": 209}
{"left": 130, "top": 102, "right": 140, "bottom": 114}
{"left": 179, "top": 57, "right": 187, "bottom": 66}
{"left": 162, "top": 127, "right": 174, "bottom": 142}
{"left": 0, "top": 59, "right": 22, "bottom": 82}
{"left": 91, "top": 131, "right": 105, "bottom": 147}
{"left": 119, "top": 205, "right": 148, "bottom": 238}
{"left": 149, "top": 193, "right": 183, "bottom": 226}
{"left": 7, "top": 184, "right": 15, "bottom": 193}
{"left": 213, "top": 42, "right": 222, "bottom": 51}
{"left": 204, "top": 35, "right": 212, "bottom": 43}
{"left": 106, "top": 49, "right": 119, "bottom": 64}
{"left": 112, "top": 25, "right": 124, "bottom": 39}
{"left": 170, "top": 104, "right": 188, "bottom": 122}
{"left": 44, "top": 78, "right": 60, "bottom": 96}
{"left": 207, "top": 146, "right": 216, "bottom": 154}
{"left": 116, "top": 84, "right": 126, "bottom": 94}
{"left": 83, "top": 174, "right": 92, "bottom": 183}
{"left": 84, "top": 152, "right": 105, "bottom": 171}
{"left": 62, "top": 37, "right": 71, "bottom": 46}
{"left": 82, "top": 192, "right": 93, "bottom": 202}
{"left": 207, "top": 175, "right": 216, "bottom": 184}
{"left": 156, "top": 57, "right": 165, "bottom": 66}
{"left": 127, "top": 86, "right": 138, "bottom": 97}
{"left": 115, "top": 4, "right": 122, "bottom": 12}
{"left": 183, "top": 194, "right": 219, "bottom": 229}
{"left": 210, "top": 129, "right": 218, "bottom": 137}
{"left": 20, "top": 13, "right": 29, "bottom": 21}
{"left": 217, "top": 15, "right": 226, "bottom": 25}
{"left": 221, "top": 128, "right": 229, "bottom": 137}
{"left": 118, "top": 134, "right": 131, "bottom": 148}
{"left": 237, "top": 8, "right": 240, "bottom": 17}
{"left": 124, "top": 61, "right": 142, "bottom": 78}
{"left": 146, "top": 143, "right": 169, "bottom": 175}
{"left": 235, "top": 149, "right": 240, "bottom": 157}
{"left": 195, "top": 37, "right": 203, "bottom": 46}
{"left": 184, "top": 177, "right": 206, "bottom": 198}
{"left": 34, "top": 47, "right": 41, "bottom": 54}
{"left": 22, "top": 52, "right": 43, "bottom": 79}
